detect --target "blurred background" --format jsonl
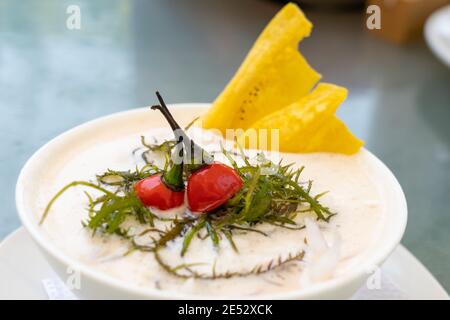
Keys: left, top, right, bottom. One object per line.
{"left": 1, "top": 0, "right": 449, "bottom": 290}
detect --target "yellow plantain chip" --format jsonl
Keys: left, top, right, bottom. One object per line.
{"left": 237, "top": 83, "right": 364, "bottom": 154}
{"left": 202, "top": 3, "right": 321, "bottom": 133}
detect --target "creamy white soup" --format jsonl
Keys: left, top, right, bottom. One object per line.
{"left": 36, "top": 128, "right": 385, "bottom": 297}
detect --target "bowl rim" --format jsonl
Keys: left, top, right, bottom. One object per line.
{"left": 16, "top": 104, "right": 408, "bottom": 299}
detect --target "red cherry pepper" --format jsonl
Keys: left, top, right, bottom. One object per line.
{"left": 152, "top": 92, "right": 243, "bottom": 214}
{"left": 134, "top": 92, "right": 186, "bottom": 211}
{"left": 187, "top": 162, "right": 243, "bottom": 212}
{"left": 134, "top": 175, "right": 184, "bottom": 210}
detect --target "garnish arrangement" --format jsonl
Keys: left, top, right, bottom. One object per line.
{"left": 41, "top": 92, "right": 334, "bottom": 279}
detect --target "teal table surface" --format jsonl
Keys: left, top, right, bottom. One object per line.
{"left": 1, "top": 0, "right": 449, "bottom": 292}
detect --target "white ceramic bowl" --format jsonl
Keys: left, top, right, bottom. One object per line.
{"left": 16, "top": 104, "right": 407, "bottom": 299}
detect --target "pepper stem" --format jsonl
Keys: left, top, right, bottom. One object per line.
{"left": 151, "top": 91, "right": 213, "bottom": 172}
{"left": 153, "top": 92, "right": 183, "bottom": 132}
{"left": 149, "top": 93, "right": 185, "bottom": 192}
{"left": 161, "top": 147, "right": 184, "bottom": 192}
{"left": 161, "top": 141, "right": 184, "bottom": 192}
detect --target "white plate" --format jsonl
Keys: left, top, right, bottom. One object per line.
{"left": 1, "top": 227, "right": 448, "bottom": 300}
{"left": 425, "top": 5, "right": 450, "bottom": 68}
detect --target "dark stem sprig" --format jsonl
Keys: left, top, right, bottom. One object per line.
{"left": 154, "top": 245, "right": 305, "bottom": 280}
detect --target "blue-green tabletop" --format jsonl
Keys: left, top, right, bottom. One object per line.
{"left": 1, "top": 0, "right": 449, "bottom": 292}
